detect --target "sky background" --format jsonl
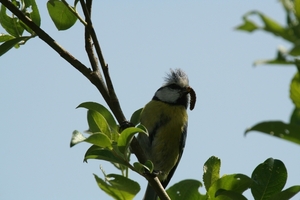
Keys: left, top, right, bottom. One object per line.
{"left": 1, "top": 1, "right": 299, "bottom": 200}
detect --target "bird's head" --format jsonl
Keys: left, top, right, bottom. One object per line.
{"left": 153, "top": 69, "right": 196, "bottom": 110}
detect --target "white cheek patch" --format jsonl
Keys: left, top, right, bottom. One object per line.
{"left": 155, "top": 88, "right": 180, "bottom": 103}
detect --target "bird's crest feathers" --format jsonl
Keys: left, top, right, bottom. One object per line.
{"left": 163, "top": 68, "right": 189, "bottom": 88}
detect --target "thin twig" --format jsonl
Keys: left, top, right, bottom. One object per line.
{"left": 79, "top": 0, "right": 126, "bottom": 123}
{"left": 82, "top": 0, "right": 102, "bottom": 75}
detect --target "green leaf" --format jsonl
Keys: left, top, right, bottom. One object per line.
{"left": 0, "top": 5, "right": 24, "bottom": 37}
{"left": 84, "top": 145, "right": 128, "bottom": 166}
{"left": 94, "top": 174, "right": 140, "bottom": 200}
{"left": 70, "top": 130, "right": 86, "bottom": 147}
{"left": 70, "top": 131, "right": 112, "bottom": 149}
{"left": 203, "top": 156, "right": 220, "bottom": 191}
{"left": 24, "top": 0, "right": 41, "bottom": 27}
{"left": 47, "top": 0, "right": 77, "bottom": 30}
{"left": 290, "top": 72, "right": 300, "bottom": 108}
{"left": 167, "top": 179, "right": 206, "bottom": 200}
{"left": 133, "top": 160, "right": 154, "bottom": 174}
{"left": 0, "top": 36, "right": 30, "bottom": 56}
{"left": 245, "top": 121, "right": 300, "bottom": 145}
{"left": 77, "top": 102, "right": 118, "bottom": 132}
{"left": 144, "top": 160, "right": 154, "bottom": 173}
{"left": 85, "top": 133, "right": 112, "bottom": 149}
{"left": 251, "top": 158, "right": 287, "bottom": 200}
{"left": 258, "top": 12, "right": 285, "bottom": 35}
{"left": 253, "top": 58, "right": 294, "bottom": 66}
{"left": 130, "top": 108, "right": 143, "bottom": 126}
{"left": 289, "top": 45, "right": 300, "bottom": 56}
{"left": 239, "top": 11, "right": 295, "bottom": 43}
{"left": 235, "top": 17, "right": 258, "bottom": 32}
{"left": 87, "top": 110, "right": 111, "bottom": 137}
{"left": 118, "top": 127, "right": 146, "bottom": 154}
{"left": 290, "top": 107, "right": 300, "bottom": 126}
{"left": 133, "top": 162, "right": 146, "bottom": 174}
{"left": 254, "top": 47, "right": 294, "bottom": 66}
{"left": 215, "top": 189, "right": 248, "bottom": 200}
{"left": 294, "top": 0, "right": 300, "bottom": 20}
{"left": 0, "top": 34, "right": 14, "bottom": 42}
{"left": 207, "top": 174, "right": 252, "bottom": 200}
{"left": 269, "top": 185, "right": 300, "bottom": 200}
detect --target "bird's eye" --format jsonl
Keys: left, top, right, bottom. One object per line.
{"left": 168, "top": 84, "right": 181, "bottom": 90}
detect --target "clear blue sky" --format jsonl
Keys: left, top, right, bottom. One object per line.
{"left": 1, "top": 1, "right": 299, "bottom": 199}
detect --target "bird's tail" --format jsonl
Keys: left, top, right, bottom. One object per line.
{"left": 143, "top": 183, "right": 158, "bottom": 200}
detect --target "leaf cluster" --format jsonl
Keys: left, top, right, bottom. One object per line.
{"left": 167, "top": 157, "right": 300, "bottom": 200}
{"left": 236, "top": 0, "right": 300, "bottom": 145}
{"left": 70, "top": 102, "right": 149, "bottom": 200}
{"left": 70, "top": 102, "right": 300, "bottom": 200}
{"left": 0, "top": 0, "right": 40, "bottom": 55}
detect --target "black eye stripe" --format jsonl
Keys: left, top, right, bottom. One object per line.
{"left": 167, "top": 84, "right": 181, "bottom": 90}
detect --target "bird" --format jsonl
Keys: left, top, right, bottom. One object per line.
{"left": 137, "top": 68, "right": 196, "bottom": 200}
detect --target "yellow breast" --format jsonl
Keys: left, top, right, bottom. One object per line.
{"left": 139, "top": 100, "right": 188, "bottom": 180}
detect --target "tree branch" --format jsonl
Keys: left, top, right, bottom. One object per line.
{"left": 82, "top": 0, "right": 100, "bottom": 73}
{"left": 0, "top": 0, "right": 111, "bottom": 104}
{"left": 79, "top": 0, "right": 126, "bottom": 123}
{"left": 0, "top": 1, "right": 170, "bottom": 199}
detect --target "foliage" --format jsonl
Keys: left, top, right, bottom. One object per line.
{"left": 1, "top": 0, "right": 300, "bottom": 200}
{"left": 70, "top": 102, "right": 148, "bottom": 200}
{"left": 168, "top": 157, "right": 300, "bottom": 200}
{"left": 70, "top": 102, "right": 300, "bottom": 200}
{"left": 236, "top": 0, "right": 300, "bottom": 145}
{"left": 0, "top": 0, "right": 40, "bottom": 55}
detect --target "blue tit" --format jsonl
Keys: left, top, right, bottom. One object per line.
{"left": 137, "top": 68, "right": 196, "bottom": 200}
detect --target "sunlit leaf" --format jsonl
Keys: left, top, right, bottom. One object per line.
{"left": 235, "top": 17, "right": 258, "bottom": 32}
{"left": 0, "top": 34, "right": 14, "bottom": 42}
{"left": 94, "top": 174, "right": 140, "bottom": 200}
{"left": 290, "top": 72, "right": 300, "bottom": 108}
{"left": 203, "top": 156, "right": 220, "bottom": 191}
{"left": 207, "top": 174, "right": 252, "bottom": 200}
{"left": 0, "top": 5, "right": 24, "bottom": 37}
{"left": 238, "top": 11, "right": 295, "bottom": 43}
{"left": 85, "top": 133, "right": 112, "bottom": 149}
{"left": 167, "top": 179, "right": 205, "bottom": 200}
{"left": 70, "top": 130, "right": 86, "bottom": 147}
{"left": 258, "top": 12, "right": 285, "bottom": 34}
{"left": 215, "top": 189, "right": 248, "bottom": 200}
{"left": 70, "top": 131, "right": 112, "bottom": 149}
{"left": 254, "top": 59, "right": 294, "bottom": 66}
{"left": 251, "top": 158, "right": 287, "bottom": 200}
{"left": 47, "top": 0, "right": 77, "bottom": 30}
{"left": 87, "top": 110, "right": 111, "bottom": 137}
{"left": 254, "top": 47, "right": 294, "bottom": 66}
{"left": 294, "top": 0, "right": 300, "bottom": 20}
{"left": 0, "top": 36, "right": 30, "bottom": 56}
{"left": 77, "top": 102, "right": 118, "bottom": 132}
{"left": 245, "top": 121, "right": 300, "bottom": 145}
{"left": 118, "top": 127, "right": 146, "bottom": 154}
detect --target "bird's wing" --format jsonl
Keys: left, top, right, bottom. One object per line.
{"left": 161, "top": 123, "right": 188, "bottom": 188}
